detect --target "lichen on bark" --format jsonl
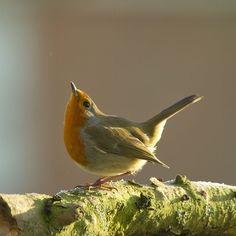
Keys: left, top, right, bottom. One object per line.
{"left": 1, "top": 175, "right": 236, "bottom": 236}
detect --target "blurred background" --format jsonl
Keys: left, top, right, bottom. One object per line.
{"left": 0, "top": 1, "right": 236, "bottom": 194}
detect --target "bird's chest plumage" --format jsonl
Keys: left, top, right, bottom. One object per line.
{"left": 64, "top": 99, "right": 88, "bottom": 166}
{"left": 64, "top": 127, "right": 88, "bottom": 165}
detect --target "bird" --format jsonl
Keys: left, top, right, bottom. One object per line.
{"left": 64, "top": 82, "right": 203, "bottom": 187}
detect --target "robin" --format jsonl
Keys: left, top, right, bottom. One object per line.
{"left": 64, "top": 82, "right": 203, "bottom": 187}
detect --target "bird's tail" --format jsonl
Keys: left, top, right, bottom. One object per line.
{"left": 148, "top": 94, "right": 203, "bottom": 124}
{"left": 142, "top": 94, "right": 203, "bottom": 146}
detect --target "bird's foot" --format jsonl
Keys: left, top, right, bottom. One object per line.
{"left": 74, "top": 171, "right": 131, "bottom": 191}
{"left": 74, "top": 181, "right": 117, "bottom": 191}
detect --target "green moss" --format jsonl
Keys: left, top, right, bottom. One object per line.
{"left": 3, "top": 176, "right": 236, "bottom": 236}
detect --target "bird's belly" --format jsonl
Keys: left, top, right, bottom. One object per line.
{"left": 77, "top": 151, "right": 147, "bottom": 177}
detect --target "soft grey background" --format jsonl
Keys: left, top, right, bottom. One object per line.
{"left": 0, "top": 1, "right": 236, "bottom": 194}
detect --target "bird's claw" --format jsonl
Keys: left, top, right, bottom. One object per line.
{"left": 74, "top": 182, "right": 117, "bottom": 191}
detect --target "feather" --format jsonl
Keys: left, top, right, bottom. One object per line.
{"left": 85, "top": 125, "right": 169, "bottom": 168}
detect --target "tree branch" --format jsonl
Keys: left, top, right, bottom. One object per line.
{"left": 1, "top": 175, "right": 236, "bottom": 236}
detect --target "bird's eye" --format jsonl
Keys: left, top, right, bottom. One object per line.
{"left": 83, "top": 101, "right": 90, "bottom": 108}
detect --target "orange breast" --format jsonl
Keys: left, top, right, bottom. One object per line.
{"left": 64, "top": 95, "right": 88, "bottom": 165}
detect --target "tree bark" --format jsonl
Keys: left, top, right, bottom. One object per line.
{"left": 1, "top": 175, "right": 236, "bottom": 236}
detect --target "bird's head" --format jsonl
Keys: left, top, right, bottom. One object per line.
{"left": 67, "top": 82, "right": 102, "bottom": 120}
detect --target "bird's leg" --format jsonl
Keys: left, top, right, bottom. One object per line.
{"left": 74, "top": 171, "right": 132, "bottom": 190}
{"left": 92, "top": 171, "right": 132, "bottom": 186}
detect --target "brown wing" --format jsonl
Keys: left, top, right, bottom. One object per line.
{"left": 85, "top": 125, "right": 169, "bottom": 168}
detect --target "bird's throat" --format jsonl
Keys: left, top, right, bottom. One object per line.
{"left": 64, "top": 95, "right": 88, "bottom": 165}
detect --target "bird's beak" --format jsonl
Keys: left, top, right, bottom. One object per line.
{"left": 70, "top": 81, "right": 79, "bottom": 97}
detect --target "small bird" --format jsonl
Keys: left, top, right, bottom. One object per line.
{"left": 64, "top": 82, "right": 203, "bottom": 187}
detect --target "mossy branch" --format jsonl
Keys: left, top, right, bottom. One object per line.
{"left": 1, "top": 176, "right": 236, "bottom": 236}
